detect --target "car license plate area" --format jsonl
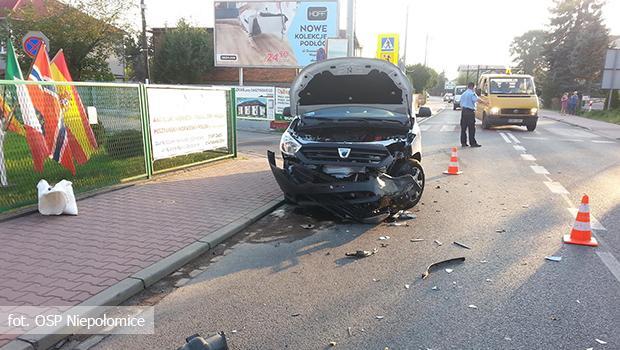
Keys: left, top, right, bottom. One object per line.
{"left": 508, "top": 119, "right": 522, "bottom": 123}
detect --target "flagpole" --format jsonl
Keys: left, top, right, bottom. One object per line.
{"left": 0, "top": 119, "right": 7, "bottom": 187}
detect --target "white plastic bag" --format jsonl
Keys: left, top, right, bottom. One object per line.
{"left": 37, "top": 179, "right": 78, "bottom": 216}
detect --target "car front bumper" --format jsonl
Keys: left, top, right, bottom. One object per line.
{"left": 486, "top": 115, "right": 538, "bottom": 126}
{"left": 267, "top": 151, "right": 421, "bottom": 222}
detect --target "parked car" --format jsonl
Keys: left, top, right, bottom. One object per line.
{"left": 453, "top": 85, "right": 467, "bottom": 110}
{"left": 268, "top": 57, "right": 425, "bottom": 223}
{"left": 443, "top": 93, "right": 454, "bottom": 102}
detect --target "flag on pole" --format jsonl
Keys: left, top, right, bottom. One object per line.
{"left": 50, "top": 50, "right": 97, "bottom": 164}
{"left": 5, "top": 40, "right": 49, "bottom": 173}
{"left": 27, "top": 43, "right": 75, "bottom": 175}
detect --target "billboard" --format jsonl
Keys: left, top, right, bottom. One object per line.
{"left": 214, "top": 1, "right": 339, "bottom": 67}
{"left": 235, "top": 86, "right": 276, "bottom": 119}
{"left": 376, "top": 33, "right": 399, "bottom": 65}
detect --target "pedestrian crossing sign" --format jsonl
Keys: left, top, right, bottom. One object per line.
{"left": 376, "top": 33, "right": 399, "bottom": 65}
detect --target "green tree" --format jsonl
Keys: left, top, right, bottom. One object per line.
{"left": 543, "top": 0, "right": 609, "bottom": 103}
{"left": 510, "top": 30, "right": 547, "bottom": 89}
{"left": 4, "top": 0, "right": 134, "bottom": 81}
{"left": 405, "top": 64, "right": 438, "bottom": 93}
{"left": 151, "top": 19, "right": 214, "bottom": 84}
{"left": 430, "top": 71, "right": 447, "bottom": 95}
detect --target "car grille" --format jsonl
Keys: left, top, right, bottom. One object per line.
{"left": 501, "top": 108, "right": 530, "bottom": 115}
{"left": 301, "top": 147, "right": 389, "bottom": 165}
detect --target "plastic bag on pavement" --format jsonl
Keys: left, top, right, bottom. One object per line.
{"left": 37, "top": 179, "right": 78, "bottom": 216}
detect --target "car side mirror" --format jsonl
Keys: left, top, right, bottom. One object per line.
{"left": 416, "top": 106, "right": 432, "bottom": 118}
{"left": 283, "top": 107, "right": 291, "bottom": 117}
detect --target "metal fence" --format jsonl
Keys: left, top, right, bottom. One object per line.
{"left": 0, "top": 81, "right": 235, "bottom": 213}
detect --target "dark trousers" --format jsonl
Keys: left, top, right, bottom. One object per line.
{"left": 460, "top": 108, "right": 477, "bottom": 145}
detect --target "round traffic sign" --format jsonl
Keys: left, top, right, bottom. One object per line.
{"left": 23, "top": 36, "right": 43, "bottom": 58}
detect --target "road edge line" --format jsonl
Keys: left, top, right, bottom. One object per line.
{"left": 1, "top": 197, "right": 285, "bottom": 350}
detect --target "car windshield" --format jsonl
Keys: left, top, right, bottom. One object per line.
{"left": 489, "top": 77, "right": 535, "bottom": 95}
{"left": 302, "top": 106, "right": 405, "bottom": 118}
{"left": 455, "top": 87, "right": 466, "bottom": 95}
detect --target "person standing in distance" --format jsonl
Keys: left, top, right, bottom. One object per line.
{"left": 459, "top": 82, "right": 487, "bottom": 148}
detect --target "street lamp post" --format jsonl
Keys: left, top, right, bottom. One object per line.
{"left": 141, "top": 0, "right": 151, "bottom": 83}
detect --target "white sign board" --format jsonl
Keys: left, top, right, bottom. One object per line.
{"left": 326, "top": 38, "right": 347, "bottom": 59}
{"left": 147, "top": 88, "right": 229, "bottom": 160}
{"left": 275, "top": 87, "right": 290, "bottom": 116}
{"left": 602, "top": 48, "right": 620, "bottom": 89}
{"left": 235, "top": 86, "right": 275, "bottom": 120}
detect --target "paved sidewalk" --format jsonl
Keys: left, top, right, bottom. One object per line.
{"left": 541, "top": 109, "right": 620, "bottom": 140}
{"left": 0, "top": 153, "right": 281, "bottom": 347}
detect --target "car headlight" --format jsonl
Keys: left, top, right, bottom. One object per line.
{"left": 530, "top": 108, "right": 538, "bottom": 115}
{"left": 490, "top": 107, "right": 500, "bottom": 115}
{"left": 280, "top": 131, "right": 301, "bottom": 156}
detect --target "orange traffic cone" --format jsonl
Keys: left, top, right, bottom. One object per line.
{"left": 443, "top": 147, "right": 462, "bottom": 175}
{"left": 563, "top": 195, "right": 598, "bottom": 247}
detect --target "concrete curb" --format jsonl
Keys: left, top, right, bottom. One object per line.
{"left": 541, "top": 114, "right": 594, "bottom": 131}
{"left": 1, "top": 197, "right": 285, "bottom": 350}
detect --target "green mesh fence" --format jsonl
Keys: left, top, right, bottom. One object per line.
{"left": 0, "top": 81, "right": 235, "bottom": 213}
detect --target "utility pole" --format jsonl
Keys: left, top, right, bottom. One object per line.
{"left": 346, "top": 0, "right": 355, "bottom": 56}
{"left": 401, "top": 3, "right": 410, "bottom": 70}
{"left": 423, "top": 33, "right": 428, "bottom": 66}
{"left": 140, "top": 0, "right": 151, "bottom": 83}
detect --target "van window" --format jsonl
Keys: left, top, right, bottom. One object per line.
{"left": 489, "top": 77, "right": 535, "bottom": 95}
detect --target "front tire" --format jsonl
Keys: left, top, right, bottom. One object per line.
{"left": 482, "top": 112, "right": 491, "bottom": 129}
{"left": 391, "top": 159, "right": 425, "bottom": 210}
{"left": 526, "top": 122, "right": 537, "bottom": 131}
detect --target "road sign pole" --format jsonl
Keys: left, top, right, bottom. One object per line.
{"left": 346, "top": 0, "right": 355, "bottom": 56}
{"left": 608, "top": 50, "right": 618, "bottom": 110}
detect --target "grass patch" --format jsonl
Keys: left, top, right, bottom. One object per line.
{"left": 578, "top": 109, "right": 620, "bottom": 125}
{"left": 1, "top": 132, "right": 146, "bottom": 212}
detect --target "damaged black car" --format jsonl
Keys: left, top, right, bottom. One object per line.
{"left": 268, "top": 57, "right": 426, "bottom": 223}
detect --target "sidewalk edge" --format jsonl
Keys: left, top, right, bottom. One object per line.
{"left": 0, "top": 197, "right": 285, "bottom": 350}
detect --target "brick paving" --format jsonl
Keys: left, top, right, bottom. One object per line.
{"left": 0, "top": 153, "right": 281, "bottom": 347}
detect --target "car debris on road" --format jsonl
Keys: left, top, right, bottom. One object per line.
{"left": 422, "top": 257, "right": 466, "bottom": 279}
{"left": 345, "top": 249, "right": 378, "bottom": 258}
{"left": 545, "top": 256, "right": 562, "bottom": 262}
{"left": 453, "top": 241, "right": 472, "bottom": 249}
{"left": 411, "top": 238, "right": 425, "bottom": 242}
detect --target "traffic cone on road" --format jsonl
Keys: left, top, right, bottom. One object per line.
{"left": 563, "top": 195, "right": 598, "bottom": 247}
{"left": 443, "top": 147, "right": 462, "bottom": 175}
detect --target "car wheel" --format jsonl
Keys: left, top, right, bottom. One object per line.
{"left": 526, "top": 122, "right": 537, "bottom": 131}
{"left": 392, "top": 159, "right": 425, "bottom": 210}
{"left": 482, "top": 112, "right": 490, "bottom": 129}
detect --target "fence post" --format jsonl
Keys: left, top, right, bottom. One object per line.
{"left": 229, "top": 88, "right": 237, "bottom": 158}
{"left": 138, "top": 84, "right": 153, "bottom": 178}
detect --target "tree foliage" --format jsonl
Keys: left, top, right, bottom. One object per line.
{"left": 405, "top": 64, "right": 438, "bottom": 93}
{"left": 4, "top": 0, "right": 134, "bottom": 81}
{"left": 151, "top": 19, "right": 214, "bottom": 84}
{"left": 542, "top": 0, "right": 609, "bottom": 102}
{"left": 510, "top": 30, "right": 547, "bottom": 89}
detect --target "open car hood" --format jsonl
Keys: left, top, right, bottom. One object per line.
{"left": 290, "top": 58, "right": 413, "bottom": 117}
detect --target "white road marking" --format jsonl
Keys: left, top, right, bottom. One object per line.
{"left": 522, "top": 136, "right": 548, "bottom": 140}
{"left": 544, "top": 181, "right": 569, "bottom": 194}
{"left": 520, "top": 154, "right": 536, "bottom": 161}
{"left": 595, "top": 251, "right": 620, "bottom": 284}
{"left": 560, "top": 139, "right": 584, "bottom": 142}
{"left": 499, "top": 132, "right": 512, "bottom": 143}
{"left": 506, "top": 133, "right": 521, "bottom": 144}
{"left": 567, "top": 208, "right": 606, "bottom": 230}
{"left": 530, "top": 165, "right": 549, "bottom": 174}
{"left": 513, "top": 145, "right": 526, "bottom": 152}
{"left": 440, "top": 125, "right": 456, "bottom": 132}
{"left": 592, "top": 140, "right": 616, "bottom": 144}
{"left": 419, "top": 125, "right": 431, "bottom": 131}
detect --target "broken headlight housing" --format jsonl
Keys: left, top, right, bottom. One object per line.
{"left": 280, "top": 131, "right": 302, "bottom": 156}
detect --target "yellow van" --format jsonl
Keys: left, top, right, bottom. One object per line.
{"left": 475, "top": 74, "right": 539, "bottom": 131}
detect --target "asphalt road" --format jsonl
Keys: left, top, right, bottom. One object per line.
{"left": 95, "top": 104, "right": 620, "bottom": 350}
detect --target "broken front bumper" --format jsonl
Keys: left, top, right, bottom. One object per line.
{"left": 267, "top": 151, "right": 421, "bottom": 222}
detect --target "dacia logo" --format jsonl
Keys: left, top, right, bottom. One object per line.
{"left": 307, "top": 7, "right": 327, "bottom": 21}
{"left": 338, "top": 148, "right": 351, "bottom": 159}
